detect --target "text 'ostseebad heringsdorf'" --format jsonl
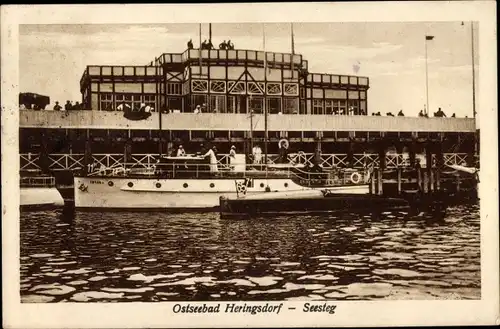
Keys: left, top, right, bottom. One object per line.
{"left": 172, "top": 302, "right": 337, "bottom": 315}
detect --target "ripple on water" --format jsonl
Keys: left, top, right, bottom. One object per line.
{"left": 71, "top": 291, "right": 125, "bottom": 302}
{"left": 246, "top": 276, "right": 283, "bottom": 286}
{"left": 373, "top": 268, "right": 422, "bottom": 278}
{"left": 30, "top": 283, "right": 76, "bottom": 296}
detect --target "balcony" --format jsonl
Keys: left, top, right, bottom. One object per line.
{"left": 19, "top": 110, "right": 476, "bottom": 133}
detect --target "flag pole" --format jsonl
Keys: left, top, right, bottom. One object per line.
{"left": 425, "top": 37, "right": 430, "bottom": 116}
{"left": 263, "top": 24, "right": 268, "bottom": 170}
{"left": 471, "top": 21, "right": 476, "bottom": 118}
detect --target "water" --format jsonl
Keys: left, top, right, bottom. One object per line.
{"left": 20, "top": 205, "right": 480, "bottom": 302}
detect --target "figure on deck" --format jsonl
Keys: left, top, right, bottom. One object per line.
{"left": 65, "top": 100, "right": 73, "bottom": 111}
{"left": 219, "top": 40, "right": 227, "bottom": 49}
{"left": 227, "top": 40, "right": 234, "bottom": 50}
{"left": 177, "top": 145, "right": 186, "bottom": 157}
{"left": 386, "top": 112, "right": 394, "bottom": 117}
{"left": 418, "top": 110, "right": 425, "bottom": 117}
{"left": 187, "top": 39, "right": 193, "bottom": 49}
{"left": 229, "top": 145, "right": 237, "bottom": 170}
{"left": 252, "top": 145, "right": 262, "bottom": 164}
{"left": 397, "top": 110, "right": 404, "bottom": 116}
{"left": 204, "top": 146, "right": 219, "bottom": 172}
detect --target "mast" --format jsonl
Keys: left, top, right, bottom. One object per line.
{"left": 263, "top": 24, "right": 268, "bottom": 168}
{"left": 209, "top": 23, "right": 212, "bottom": 46}
{"left": 471, "top": 21, "right": 476, "bottom": 118}
{"left": 199, "top": 23, "right": 202, "bottom": 75}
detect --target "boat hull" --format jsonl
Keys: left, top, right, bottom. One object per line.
{"left": 74, "top": 176, "right": 369, "bottom": 210}
{"left": 20, "top": 187, "right": 65, "bottom": 211}
{"left": 219, "top": 194, "right": 410, "bottom": 219}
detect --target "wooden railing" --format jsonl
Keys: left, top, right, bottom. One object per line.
{"left": 20, "top": 152, "right": 472, "bottom": 172}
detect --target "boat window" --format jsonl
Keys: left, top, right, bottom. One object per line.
{"left": 156, "top": 183, "right": 161, "bottom": 188}
{"left": 210, "top": 183, "right": 215, "bottom": 188}
{"left": 108, "top": 181, "right": 114, "bottom": 187}
{"left": 183, "top": 183, "right": 188, "bottom": 188}
{"left": 128, "top": 182, "right": 133, "bottom": 187}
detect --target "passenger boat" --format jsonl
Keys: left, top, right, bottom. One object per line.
{"left": 73, "top": 156, "right": 370, "bottom": 211}
{"left": 20, "top": 175, "right": 64, "bottom": 211}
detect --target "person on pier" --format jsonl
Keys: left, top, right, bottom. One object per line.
{"left": 386, "top": 112, "right": 394, "bottom": 117}
{"left": 418, "top": 110, "right": 425, "bottom": 117}
{"left": 451, "top": 113, "right": 456, "bottom": 118}
{"left": 227, "top": 40, "right": 234, "bottom": 50}
{"left": 201, "top": 40, "right": 208, "bottom": 49}
{"left": 177, "top": 145, "right": 186, "bottom": 157}
{"left": 65, "top": 100, "right": 73, "bottom": 111}
{"left": 204, "top": 146, "right": 219, "bottom": 172}
{"left": 53, "top": 101, "right": 62, "bottom": 111}
{"left": 397, "top": 110, "right": 405, "bottom": 116}
{"left": 194, "top": 105, "right": 201, "bottom": 114}
{"left": 187, "top": 39, "right": 193, "bottom": 49}
{"left": 219, "top": 40, "right": 227, "bottom": 50}
{"left": 434, "top": 107, "right": 447, "bottom": 117}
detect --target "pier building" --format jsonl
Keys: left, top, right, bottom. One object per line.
{"left": 19, "top": 47, "right": 478, "bottom": 171}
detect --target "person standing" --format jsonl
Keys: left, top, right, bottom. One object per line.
{"left": 53, "top": 101, "right": 62, "bottom": 111}
{"left": 204, "top": 146, "right": 219, "bottom": 172}
{"left": 253, "top": 145, "right": 262, "bottom": 164}
{"left": 229, "top": 145, "right": 237, "bottom": 171}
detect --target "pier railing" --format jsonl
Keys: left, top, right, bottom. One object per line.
{"left": 20, "top": 176, "right": 56, "bottom": 188}
{"left": 20, "top": 152, "right": 472, "bottom": 172}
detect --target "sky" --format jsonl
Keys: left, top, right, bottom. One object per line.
{"left": 19, "top": 22, "right": 479, "bottom": 117}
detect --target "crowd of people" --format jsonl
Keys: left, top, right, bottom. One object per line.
{"left": 371, "top": 107, "right": 458, "bottom": 118}
{"left": 52, "top": 100, "right": 84, "bottom": 111}
{"left": 187, "top": 38, "right": 235, "bottom": 50}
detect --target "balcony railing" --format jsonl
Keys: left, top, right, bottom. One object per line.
{"left": 19, "top": 111, "right": 476, "bottom": 132}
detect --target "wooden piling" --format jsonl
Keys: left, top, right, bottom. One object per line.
{"left": 423, "top": 170, "right": 429, "bottom": 194}
{"left": 377, "top": 168, "right": 383, "bottom": 195}
{"left": 370, "top": 169, "right": 376, "bottom": 194}
{"left": 397, "top": 167, "right": 402, "bottom": 195}
{"left": 429, "top": 169, "right": 435, "bottom": 192}
{"left": 417, "top": 168, "right": 423, "bottom": 192}
{"left": 435, "top": 168, "right": 441, "bottom": 191}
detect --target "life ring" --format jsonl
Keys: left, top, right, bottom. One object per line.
{"left": 278, "top": 138, "right": 289, "bottom": 149}
{"left": 350, "top": 172, "right": 361, "bottom": 184}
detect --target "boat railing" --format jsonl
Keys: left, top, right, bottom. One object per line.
{"left": 20, "top": 176, "right": 56, "bottom": 188}
{"left": 288, "top": 166, "right": 371, "bottom": 187}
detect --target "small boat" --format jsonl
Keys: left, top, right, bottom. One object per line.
{"left": 219, "top": 188, "right": 410, "bottom": 219}
{"left": 20, "top": 175, "right": 64, "bottom": 211}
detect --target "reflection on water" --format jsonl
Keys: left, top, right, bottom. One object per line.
{"left": 20, "top": 205, "right": 480, "bottom": 302}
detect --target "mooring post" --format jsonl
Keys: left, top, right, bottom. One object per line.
{"left": 429, "top": 169, "right": 435, "bottom": 192}
{"left": 425, "top": 140, "right": 433, "bottom": 194}
{"left": 436, "top": 167, "right": 441, "bottom": 191}
{"left": 417, "top": 167, "right": 423, "bottom": 192}
{"left": 423, "top": 170, "right": 429, "bottom": 194}
{"left": 377, "top": 168, "right": 383, "bottom": 195}
{"left": 456, "top": 174, "right": 461, "bottom": 193}
{"left": 397, "top": 167, "right": 402, "bottom": 195}
{"left": 370, "top": 169, "right": 376, "bottom": 194}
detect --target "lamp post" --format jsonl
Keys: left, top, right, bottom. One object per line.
{"left": 425, "top": 35, "right": 434, "bottom": 116}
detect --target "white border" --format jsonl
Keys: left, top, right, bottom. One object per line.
{"left": 2, "top": 2, "right": 498, "bottom": 328}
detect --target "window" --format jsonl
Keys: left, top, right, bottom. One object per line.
{"left": 267, "top": 97, "right": 281, "bottom": 114}
{"left": 100, "top": 93, "right": 113, "bottom": 111}
{"left": 348, "top": 100, "right": 360, "bottom": 115}
{"left": 210, "top": 95, "right": 226, "bottom": 113}
{"left": 144, "top": 95, "right": 156, "bottom": 111}
{"left": 325, "top": 99, "right": 334, "bottom": 114}
{"left": 313, "top": 99, "right": 323, "bottom": 115}
{"left": 167, "top": 82, "right": 182, "bottom": 95}
{"left": 248, "top": 96, "right": 264, "bottom": 114}
{"left": 332, "top": 100, "right": 347, "bottom": 115}
{"left": 283, "top": 98, "right": 299, "bottom": 114}
{"left": 115, "top": 94, "right": 142, "bottom": 111}
{"left": 190, "top": 94, "right": 208, "bottom": 112}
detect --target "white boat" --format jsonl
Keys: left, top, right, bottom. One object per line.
{"left": 74, "top": 156, "right": 370, "bottom": 211}
{"left": 20, "top": 176, "right": 64, "bottom": 211}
